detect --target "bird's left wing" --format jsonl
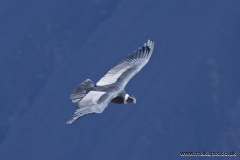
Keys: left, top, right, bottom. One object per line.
{"left": 66, "top": 91, "right": 116, "bottom": 124}
{"left": 96, "top": 40, "right": 154, "bottom": 87}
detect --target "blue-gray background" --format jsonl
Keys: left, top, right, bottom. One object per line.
{"left": 0, "top": 0, "right": 239, "bottom": 159}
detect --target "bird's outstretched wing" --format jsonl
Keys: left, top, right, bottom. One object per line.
{"left": 96, "top": 40, "right": 154, "bottom": 87}
{"left": 66, "top": 91, "right": 116, "bottom": 124}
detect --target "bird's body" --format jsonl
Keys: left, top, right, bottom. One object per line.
{"left": 66, "top": 40, "right": 154, "bottom": 124}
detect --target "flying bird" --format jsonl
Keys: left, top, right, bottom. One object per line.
{"left": 66, "top": 40, "right": 154, "bottom": 124}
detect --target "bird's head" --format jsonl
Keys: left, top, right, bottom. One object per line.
{"left": 124, "top": 94, "right": 136, "bottom": 104}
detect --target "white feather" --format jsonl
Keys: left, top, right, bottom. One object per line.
{"left": 124, "top": 94, "right": 129, "bottom": 104}
{"left": 79, "top": 91, "right": 106, "bottom": 106}
{"left": 96, "top": 66, "right": 131, "bottom": 86}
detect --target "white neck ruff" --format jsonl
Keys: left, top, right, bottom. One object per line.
{"left": 124, "top": 94, "right": 129, "bottom": 104}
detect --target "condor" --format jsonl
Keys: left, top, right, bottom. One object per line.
{"left": 66, "top": 40, "right": 154, "bottom": 124}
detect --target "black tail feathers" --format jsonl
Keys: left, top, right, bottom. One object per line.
{"left": 70, "top": 79, "right": 95, "bottom": 103}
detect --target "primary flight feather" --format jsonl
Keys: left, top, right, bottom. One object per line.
{"left": 66, "top": 40, "right": 154, "bottom": 124}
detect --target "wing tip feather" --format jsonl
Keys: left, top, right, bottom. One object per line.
{"left": 66, "top": 119, "right": 75, "bottom": 124}
{"left": 123, "top": 39, "right": 154, "bottom": 64}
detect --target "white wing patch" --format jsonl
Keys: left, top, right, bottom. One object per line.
{"left": 96, "top": 65, "right": 131, "bottom": 86}
{"left": 79, "top": 91, "right": 106, "bottom": 106}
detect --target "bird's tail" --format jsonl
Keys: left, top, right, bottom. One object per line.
{"left": 70, "top": 79, "right": 95, "bottom": 103}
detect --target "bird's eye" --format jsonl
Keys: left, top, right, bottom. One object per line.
{"left": 127, "top": 97, "right": 133, "bottom": 103}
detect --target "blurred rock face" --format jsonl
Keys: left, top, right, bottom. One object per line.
{"left": 0, "top": 0, "right": 239, "bottom": 160}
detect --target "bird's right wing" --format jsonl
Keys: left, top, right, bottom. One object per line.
{"left": 96, "top": 40, "right": 154, "bottom": 88}
{"left": 66, "top": 91, "right": 116, "bottom": 124}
